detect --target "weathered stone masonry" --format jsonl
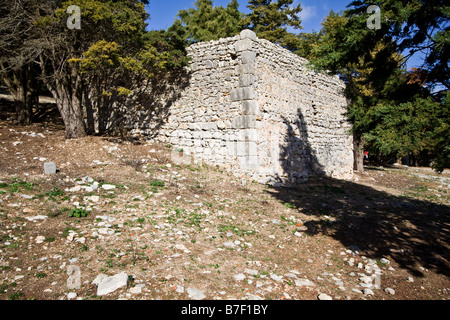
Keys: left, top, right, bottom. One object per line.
{"left": 130, "top": 30, "right": 354, "bottom": 184}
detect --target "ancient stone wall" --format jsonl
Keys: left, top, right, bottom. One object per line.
{"left": 129, "top": 30, "right": 354, "bottom": 184}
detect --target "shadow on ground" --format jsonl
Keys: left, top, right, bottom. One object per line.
{"left": 266, "top": 177, "right": 450, "bottom": 278}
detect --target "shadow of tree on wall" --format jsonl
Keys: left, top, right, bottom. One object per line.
{"left": 268, "top": 108, "right": 450, "bottom": 277}
{"left": 275, "top": 111, "right": 325, "bottom": 185}
{"left": 84, "top": 68, "right": 191, "bottom": 139}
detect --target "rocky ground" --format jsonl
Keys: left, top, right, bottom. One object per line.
{"left": 0, "top": 116, "right": 449, "bottom": 301}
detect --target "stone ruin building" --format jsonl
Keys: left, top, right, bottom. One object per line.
{"left": 128, "top": 29, "right": 354, "bottom": 185}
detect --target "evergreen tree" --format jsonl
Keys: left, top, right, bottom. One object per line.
{"left": 243, "top": 0, "right": 303, "bottom": 50}
{"left": 309, "top": 7, "right": 449, "bottom": 172}
{"left": 176, "top": 0, "right": 243, "bottom": 43}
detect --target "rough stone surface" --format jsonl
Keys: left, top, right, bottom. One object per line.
{"left": 126, "top": 30, "right": 353, "bottom": 185}
{"left": 187, "top": 287, "right": 206, "bottom": 300}
{"left": 97, "top": 272, "right": 129, "bottom": 296}
{"left": 44, "top": 162, "right": 56, "bottom": 175}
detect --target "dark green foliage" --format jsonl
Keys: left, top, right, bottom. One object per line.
{"left": 68, "top": 208, "right": 90, "bottom": 218}
{"left": 175, "top": 0, "right": 243, "bottom": 43}
{"left": 243, "top": 0, "right": 303, "bottom": 50}
{"left": 305, "top": 3, "right": 449, "bottom": 172}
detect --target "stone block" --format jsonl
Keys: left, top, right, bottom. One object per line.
{"left": 227, "top": 141, "right": 237, "bottom": 156}
{"left": 44, "top": 162, "right": 56, "bottom": 175}
{"left": 236, "top": 141, "right": 257, "bottom": 157}
{"left": 240, "top": 51, "right": 257, "bottom": 64}
{"left": 231, "top": 87, "right": 256, "bottom": 102}
{"left": 240, "top": 74, "right": 256, "bottom": 87}
{"left": 237, "top": 63, "right": 256, "bottom": 75}
{"left": 240, "top": 29, "right": 257, "bottom": 40}
{"left": 232, "top": 115, "right": 256, "bottom": 129}
{"left": 242, "top": 100, "right": 259, "bottom": 115}
{"left": 235, "top": 39, "right": 254, "bottom": 52}
{"left": 238, "top": 129, "right": 258, "bottom": 141}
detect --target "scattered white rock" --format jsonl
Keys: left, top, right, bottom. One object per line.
{"left": 244, "top": 269, "right": 259, "bottom": 276}
{"left": 86, "top": 195, "right": 100, "bottom": 203}
{"left": 26, "top": 215, "right": 48, "bottom": 222}
{"left": 233, "top": 274, "right": 246, "bottom": 281}
{"left": 129, "top": 286, "right": 142, "bottom": 294}
{"left": 363, "top": 288, "right": 374, "bottom": 295}
{"left": 385, "top": 288, "right": 396, "bottom": 295}
{"left": 295, "top": 279, "right": 315, "bottom": 287}
{"left": 67, "top": 292, "right": 77, "bottom": 299}
{"left": 174, "top": 243, "right": 191, "bottom": 253}
{"left": 270, "top": 274, "right": 283, "bottom": 281}
{"left": 35, "top": 236, "right": 46, "bottom": 244}
{"left": 175, "top": 285, "right": 185, "bottom": 294}
{"left": 101, "top": 184, "right": 116, "bottom": 190}
{"left": 97, "top": 272, "right": 129, "bottom": 296}
{"left": 318, "top": 293, "right": 333, "bottom": 300}
{"left": 92, "top": 274, "right": 108, "bottom": 286}
{"left": 187, "top": 287, "right": 206, "bottom": 300}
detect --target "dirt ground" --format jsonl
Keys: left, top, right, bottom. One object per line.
{"left": 0, "top": 110, "right": 449, "bottom": 301}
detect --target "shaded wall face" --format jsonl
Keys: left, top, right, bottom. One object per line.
{"left": 254, "top": 39, "right": 354, "bottom": 184}
{"left": 154, "top": 35, "right": 251, "bottom": 169}
{"left": 139, "top": 30, "right": 353, "bottom": 184}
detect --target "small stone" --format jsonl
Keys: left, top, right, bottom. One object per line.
{"left": 233, "top": 273, "right": 246, "bottom": 281}
{"left": 270, "top": 274, "right": 283, "bottom": 281}
{"left": 26, "top": 215, "right": 48, "bottom": 222}
{"left": 359, "top": 275, "right": 373, "bottom": 284}
{"left": 295, "top": 279, "right": 315, "bottom": 287}
{"left": 244, "top": 269, "right": 258, "bottom": 276}
{"left": 129, "top": 286, "right": 142, "bottom": 294}
{"left": 101, "top": 184, "right": 116, "bottom": 190}
{"left": 67, "top": 292, "right": 77, "bottom": 299}
{"left": 86, "top": 195, "right": 100, "bottom": 203}
{"left": 385, "top": 288, "right": 395, "bottom": 295}
{"left": 407, "top": 276, "right": 414, "bottom": 283}
{"left": 175, "top": 285, "right": 185, "bottom": 294}
{"left": 44, "top": 162, "right": 57, "bottom": 175}
{"left": 97, "top": 272, "right": 129, "bottom": 296}
{"left": 363, "top": 288, "right": 374, "bottom": 295}
{"left": 187, "top": 287, "right": 206, "bottom": 300}
{"left": 174, "top": 243, "right": 191, "bottom": 253}
{"left": 35, "top": 236, "right": 45, "bottom": 244}
{"left": 318, "top": 293, "right": 333, "bottom": 300}
{"left": 92, "top": 274, "right": 108, "bottom": 286}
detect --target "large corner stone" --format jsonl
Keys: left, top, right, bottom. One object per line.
{"left": 235, "top": 39, "right": 254, "bottom": 52}
{"left": 233, "top": 115, "right": 256, "bottom": 129}
{"left": 240, "top": 51, "right": 257, "bottom": 64}
{"left": 242, "top": 100, "right": 259, "bottom": 115}
{"left": 231, "top": 87, "right": 256, "bottom": 102}
{"left": 240, "top": 74, "right": 256, "bottom": 87}
{"left": 240, "top": 29, "right": 257, "bottom": 41}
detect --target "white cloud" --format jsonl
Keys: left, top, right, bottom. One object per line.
{"left": 299, "top": 5, "right": 317, "bottom": 22}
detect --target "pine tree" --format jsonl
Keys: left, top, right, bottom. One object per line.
{"left": 243, "top": 0, "right": 302, "bottom": 49}
{"left": 310, "top": 8, "right": 449, "bottom": 172}
{"left": 176, "top": 0, "right": 243, "bottom": 43}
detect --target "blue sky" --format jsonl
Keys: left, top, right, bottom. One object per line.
{"left": 145, "top": 0, "right": 423, "bottom": 69}
{"left": 146, "top": 0, "right": 352, "bottom": 33}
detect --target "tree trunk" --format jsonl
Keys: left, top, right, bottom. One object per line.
{"left": 15, "top": 66, "right": 38, "bottom": 125}
{"left": 54, "top": 87, "right": 86, "bottom": 139}
{"left": 1, "top": 64, "right": 37, "bottom": 125}
{"left": 353, "top": 135, "right": 365, "bottom": 173}
{"left": 50, "top": 74, "right": 86, "bottom": 139}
